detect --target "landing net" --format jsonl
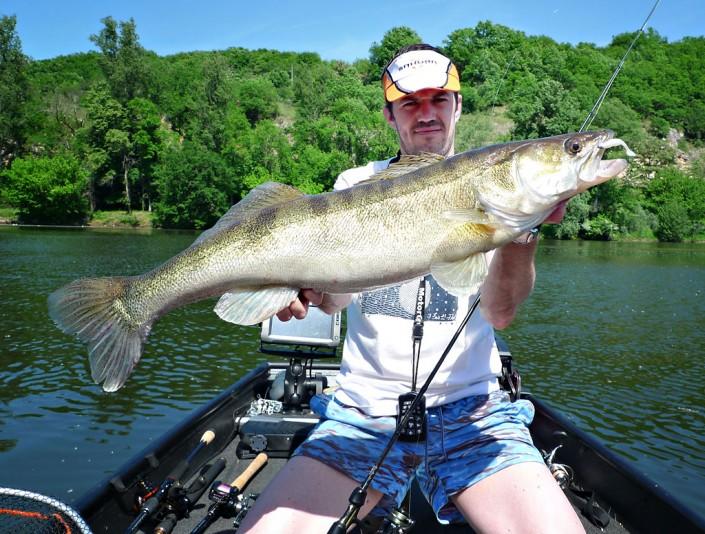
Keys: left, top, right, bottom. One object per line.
{"left": 0, "top": 487, "right": 92, "bottom": 534}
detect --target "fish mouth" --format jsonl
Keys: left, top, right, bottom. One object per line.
{"left": 580, "top": 133, "right": 634, "bottom": 187}
{"left": 595, "top": 158, "right": 629, "bottom": 182}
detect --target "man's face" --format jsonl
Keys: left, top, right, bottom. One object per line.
{"left": 384, "top": 88, "right": 461, "bottom": 157}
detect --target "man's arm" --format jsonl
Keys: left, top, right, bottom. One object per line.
{"left": 480, "top": 241, "right": 537, "bottom": 330}
{"left": 480, "top": 199, "right": 568, "bottom": 329}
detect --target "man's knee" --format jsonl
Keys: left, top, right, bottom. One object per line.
{"left": 451, "top": 462, "right": 585, "bottom": 534}
{"left": 238, "top": 455, "right": 383, "bottom": 533}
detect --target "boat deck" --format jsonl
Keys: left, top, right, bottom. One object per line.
{"left": 78, "top": 362, "right": 705, "bottom": 534}
{"left": 169, "top": 420, "right": 629, "bottom": 534}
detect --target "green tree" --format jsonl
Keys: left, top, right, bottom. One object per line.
{"left": 124, "top": 97, "right": 163, "bottom": 210}
{"left": 684, "top": 101, "right": 705, "bottom": 141}
{"left": 369, "top": 26, "right": 423, "bottom": 77}
{"left": 153, "top": 142, "right": 235, "bottom": 229}
{"left": 81, "top": 85, "right": 163, "bottom": 211}
{"left": 181, "top": 54, "right": 234, "bottom": 151}
{"left": 244, "top": 120, "right": 293, "bottom": 187}
{"left": 290, "top": 145, "right": 348, "bottom": 194}
{"left": 234, "top": 78, "right": 279, "bottom": 125}
{"left": 1, "top": 154, "right": 89, "bottom": 224}
{"left": 509, "top": 77, "right": 582, "bottom": 138}
{"left": 645, "top": 167, "right": 705, "bottom": 241}
{"left": 590, "top": 98, "right": 645, "bottom": 145}
{"left": 81, "top": 84, "right": 125, "bottom": 210}
{"left": 646, "top": 168, "right": 705, "bottom": 221}
{"left": 655, "top": 201, "right": 691, "bottom": 242}
{"left": 444, "top": 22, "right": 527, "bottom": 110}
{"left": 541, "top": 193, "right": 591, "bottom": 240}
{"left": 90, "top": 17, "right": 153, "bottom": 103}
{"left": 0, "top": 16, "right": 32, "bottom": 165}
{"left": 580, "top": 214, "right": 619, "bottom": 241}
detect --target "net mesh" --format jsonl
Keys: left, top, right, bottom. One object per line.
{"left": 0, "top": 488, "right": 92, "bottom": 534}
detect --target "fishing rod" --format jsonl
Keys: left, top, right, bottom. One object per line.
{"left": 189, "top": 452, "right": 268, "bottom": 534}
{"left": 328, "top": 294, "right": 482, "bottom": 534}
{"left": 125, "top": 429, "right": 217, "bottom": 534}
{"left": 579, "top": 0, "right": 661, "bottom": 132}
{"left": 153, "top": 457, "right": 227, "bottom": 534}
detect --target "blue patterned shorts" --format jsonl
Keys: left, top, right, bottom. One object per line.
{"left": 293, "top": 390, "right": 544, "bottom": 524}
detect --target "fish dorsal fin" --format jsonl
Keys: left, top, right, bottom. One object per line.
{"left": 214, "top": 286, "right": 300, "bottom": 325}
{"left": 430, "top": 222, "right": 495, "bottom": 296}
{"left": 363, "top": 153, "right": 445, "bottom": 182}
{"left": 194, "top": 182, "right": 304, "bottom": 245}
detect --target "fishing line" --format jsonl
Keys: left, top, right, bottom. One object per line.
{"left": 578, "top": 0, "right": 662, "bottom": 132}
{"left": 490, "top": 51, "right": 517, "bottom": 115}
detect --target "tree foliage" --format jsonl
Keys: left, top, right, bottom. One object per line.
{"left": 1, "top": 154, "right": 89, "bottom": 224}
{"left": 89, "top": 17, "right": 153, "bottom": 103}
{"left": 153, "top": 142, "right": 234, "bottom": 229}
{"left": 0, "top": 16, "right": 33, "bottom": 165}
{"left": 1, "top": 17, "right": 704, "bottom": 242}
{"left": 369, "top": 26, "right": 422, "bottom": 77}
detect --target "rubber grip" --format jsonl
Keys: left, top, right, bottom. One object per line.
{"left": 231, "top": 452, "right": 268, "bottom": 492}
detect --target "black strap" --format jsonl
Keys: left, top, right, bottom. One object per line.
{"left": 410, "top": 277, "right": 427, "bottom": 391}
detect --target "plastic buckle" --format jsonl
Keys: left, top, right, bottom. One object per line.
{"left": 508, "top": 370, "right": 521, "bottom": 402}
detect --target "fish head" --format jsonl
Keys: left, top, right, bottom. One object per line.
{"left": 476, "top": 130, "right": 632, "bottom": 231}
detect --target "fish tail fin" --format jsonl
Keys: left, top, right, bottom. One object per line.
{"left": 48, "top": 276, "right": 150, "bottom": 392}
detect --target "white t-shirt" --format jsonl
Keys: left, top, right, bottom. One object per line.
{"left": 332, "top": 159, "right": 501, "bottom": 416}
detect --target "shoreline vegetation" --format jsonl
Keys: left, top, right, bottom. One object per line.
{"left": 2, "top": 208, "right": 703, "bottom": 243}
{"left": 1, "top": 17, "right": 704, "bottom": 243}
{"left": 0, "top": 208, "right": 153, "bottom": 228}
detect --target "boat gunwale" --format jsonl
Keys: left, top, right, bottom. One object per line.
{"left": 75, "top": 362, "right": 705, "bottom": 533}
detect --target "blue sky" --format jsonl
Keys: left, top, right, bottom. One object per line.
{"left": 3, "top": 0, "right": 703, "bottom": 62}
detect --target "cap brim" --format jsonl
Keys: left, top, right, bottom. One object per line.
{"left": 383, "top": 63, "right": 460, "bottom": 102}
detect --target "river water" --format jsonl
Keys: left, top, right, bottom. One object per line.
{"left": 1, "top": 226, "right": 704, "bottom": 520}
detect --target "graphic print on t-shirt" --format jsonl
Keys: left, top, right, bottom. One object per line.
{"left": 359, "top": 277, "right": 458, "bottom": 322}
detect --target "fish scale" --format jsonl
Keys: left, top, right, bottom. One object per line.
{"left": 48, "top": 130, "right": 632, "bottom": 391}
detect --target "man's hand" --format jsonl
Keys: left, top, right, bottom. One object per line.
{"left": 276, "top": 289, "right": 324, "bottom": 321}
{"left": 276, "top": 290, "right": 353, "bottom": 321}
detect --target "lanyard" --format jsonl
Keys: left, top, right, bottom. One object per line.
{"left": 411, "top": 276, "right": 427, "bottom": 392}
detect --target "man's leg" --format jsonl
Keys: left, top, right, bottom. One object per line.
{"left": 451, "top": 461, "right": 585, "bottom": 534}
{"left": 238, "top": 455, "right": 383, "bottom": 534}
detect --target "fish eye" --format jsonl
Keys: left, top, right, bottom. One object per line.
{"left": 565, "top": 138, "right": 583, "bottom": 155}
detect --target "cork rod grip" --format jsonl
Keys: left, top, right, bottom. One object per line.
{"left": 231, "top": 453, "right": 268, "bottom": 492}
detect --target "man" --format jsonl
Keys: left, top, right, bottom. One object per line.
{"left": 239, "top": 44, "right": 583, "bottom": 533}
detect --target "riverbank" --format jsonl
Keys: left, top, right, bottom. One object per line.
{"left": 1, "top": 208, "right": 703, "bottom": 242}
{"left": 0, "top": 209, "right": 153, "bottom": 229}
{"left": 88, "top": 210, "right": 152, "bottom": 228}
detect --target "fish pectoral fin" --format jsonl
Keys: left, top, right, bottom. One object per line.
{"left": 214, "top": 286, "right": 300, "bottom": 326}
{"left": 431, "top": 253, "right": 488, "bottom": 297}
{"left": 441, "top": 209, "right": 494, "bottom": 224}
{"left": 193, "top": 182, "right": 305, "bottom": 245}
{"left": 363, "top": 153, "right": 445, "bottom": 182}
{"left": 430, "top": 222, "right": 494, "bottom": 296}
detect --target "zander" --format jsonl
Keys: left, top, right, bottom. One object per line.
{"left": 48, "top": 130, "right": 632, "bottom": 391}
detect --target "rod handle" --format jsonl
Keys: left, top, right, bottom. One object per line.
{"left": 231, "top": 453, "right": 268, "bottom": 492}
